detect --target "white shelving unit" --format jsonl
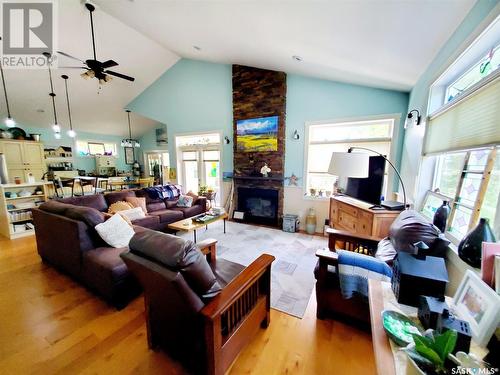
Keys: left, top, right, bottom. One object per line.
{"left": 0, "top": 182, "right": 52, "bottom": 239}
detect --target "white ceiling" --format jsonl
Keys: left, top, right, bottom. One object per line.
{"left": 0, "top": 0, "right": 179, "bottom": 137}
{"left": 95, "top": 0, "right": 476, "bottom": 92}
{"left": 1, "top": 0, "right": 477, "bottom": 137}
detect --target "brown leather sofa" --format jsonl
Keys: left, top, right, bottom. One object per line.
{"left": 121, "top": 229, "right": 275, "bottom": 375}
{"left": 57, "top": 187, "right": 207, "bottom": 232}
{"left": 32, "top": 188, "right": 207, "bottom": 307}
{"left": 315, "top": 210, "right": 450, "bottom": 325}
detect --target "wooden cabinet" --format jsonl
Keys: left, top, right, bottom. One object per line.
{"left": 329, "top": 196, "right": 400, "bottom": 238}
{"left": 0, "top": 140, "right": 46, "bottom": 183}
{"left": 0, "top": 181, "right": 51, "bottom": 239}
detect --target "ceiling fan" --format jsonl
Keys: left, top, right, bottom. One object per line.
{"left": 56, "top": 2, "right": 135, "bottom": 84}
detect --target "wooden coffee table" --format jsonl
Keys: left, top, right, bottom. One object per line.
{"left": 168, "top": 213, "right": 228, "bottom": 243}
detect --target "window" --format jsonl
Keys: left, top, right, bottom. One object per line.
{"left": 445, "top": 45, "right": 499, "bottom": 103}
{"left": 76, "top": 140, "right": 118, "bottom": 156}
{"left": 305, "top": 118, "right": 394, "bottom": 196}
{"left": 426, "top": 16, "right": 500, "bottom": 244}
{"left": 432, "top": 147, "right": 499, "bottom": 243}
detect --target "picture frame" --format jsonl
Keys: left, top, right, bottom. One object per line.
{"left": 124, "top": 147, "right": 135, "bottom": 165}
{"left": 452, "top": 270, "right": 500, "bottom": 346}
{"left": 495, "top": 255, "right": 500, "bottom": 295}
{"left": 236, "top": 115, "right": 279, "bottom": 152}
{"left": 155, "top": 127, "right": 168, "bottom": 146}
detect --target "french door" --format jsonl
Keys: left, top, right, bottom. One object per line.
{"left": 181, "top": 147, "right": 221, "bottom": 205}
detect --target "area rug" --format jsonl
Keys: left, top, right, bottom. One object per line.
{"left": 178, "top": 220, "right": 327, "bottom": 318}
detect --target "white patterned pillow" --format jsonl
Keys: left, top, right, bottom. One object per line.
{"left": 118, "top": 207, "right": 146, "bottom": 221}
{"left": 177, "top": 194, "right": 194, "bottom": 208}
{"left": 95, "top": 213, "right": 135, "bottom": 248}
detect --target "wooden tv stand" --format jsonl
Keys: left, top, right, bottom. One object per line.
{"left": 329, "top": 195, "right": 400, "bottom": 238}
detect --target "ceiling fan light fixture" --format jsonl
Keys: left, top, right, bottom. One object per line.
{"left": 80, "top": 71, "right": 90, "bottom": 80}
{"left": 5, "top": 117, "right": 15, "bottom": 128}
{"left": 104, "top": 75, "right": 112, "bottom": 83}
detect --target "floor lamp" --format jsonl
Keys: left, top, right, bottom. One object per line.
{"left": 328, "top": 147, "right": 407, "bottom": 210}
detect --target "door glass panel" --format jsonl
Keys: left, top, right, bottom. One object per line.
{"left": 204, "top": 161, "right": 220, "bottom": 205}
{"left": 182, "top": 151, "right": 197, "bottom": 161}
{"left": 183, "top": 161, "right": 199, "bottom": 194}
{"left": 203, "top": 150, "right": 219, "bottom": 161}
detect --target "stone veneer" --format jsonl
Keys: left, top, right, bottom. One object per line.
{"left": 232, "top": 65, "right": 287, "bottom": 225}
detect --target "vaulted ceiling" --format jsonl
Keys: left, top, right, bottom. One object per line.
{"left": 1, "top": 0, "right": 477, "bottom": 137}
{"left": 95, "top": 0, "right": 476, "bottom": 91}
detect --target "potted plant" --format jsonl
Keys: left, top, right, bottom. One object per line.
{"left": 198, "top": 185, "right": 208, "bottom": 196}
{"left": 405, "top": 330, "right": 457, "bottom": 374}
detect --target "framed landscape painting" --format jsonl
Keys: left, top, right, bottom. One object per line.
{"left": 236, "top": 116, "right": 278, "bottom": 152}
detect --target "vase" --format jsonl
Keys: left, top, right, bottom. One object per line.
{"left": 433, "top": 200, "right": 450, "bottom": 232}
{"left": 306, "top": 208, "right": 317, "bottom": 234}
{"left": 458, "top": 218, "right": 496, "bottom": 268}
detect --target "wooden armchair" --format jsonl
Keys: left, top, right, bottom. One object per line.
{"left": 315, "top": 228, "right": 382, "bottom": 324}
{"left": 121, "top": 231, "right": 274, "bottom": 375}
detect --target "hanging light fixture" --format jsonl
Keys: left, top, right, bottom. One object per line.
{"left": 121, "top": 110, "right": 141, "bottom": 148}
{"left": 43, "top": 52, "right": 61, "bottom": 136}
{"left": 0, "top": 37, "right": 15, "bottom": 127}
{"left": 61, "top": 75, "right": 76, "bottom": 138}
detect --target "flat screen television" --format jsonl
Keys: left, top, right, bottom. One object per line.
{"left": 345, "top": 155, "right": 386, "bottom": 206}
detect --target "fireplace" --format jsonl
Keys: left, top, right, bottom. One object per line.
{"left": 237, "top": 187, "right": 279, "bottom": 227}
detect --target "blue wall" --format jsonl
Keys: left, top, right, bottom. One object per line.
{"left": 128, "top": 59, "right": 234, "bottom": 171}
{"left": 286, "top": 74, "right": 409, "bottom": 183}
{"left": 2, "top": 123, "right": 132, "bottom": 172}
{"left": 130, "top": 59, "right": 409, "bottom": 186}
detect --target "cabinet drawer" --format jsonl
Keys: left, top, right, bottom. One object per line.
{"left": 338, "top": 202, "right": 359, "bottom": 218}
{"left": 358, "top": 217, "right": 373, "bottom": 235}
{"left": 338, "top": 211, "right": 357, "bottom": 232}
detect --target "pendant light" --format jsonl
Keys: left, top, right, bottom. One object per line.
{"left": 121, "top": 110, "right": 140, "bottom": 148}
{"left": 43, "top": 52, "right": 61, "bottom": 137}
{"left": 0, "top": 37, "right": 15, "bottom": 127}
{"left": 61, "top": 75, "right": 76, "bottom": 138}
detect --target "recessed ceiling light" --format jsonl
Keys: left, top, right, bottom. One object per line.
{"left": 193, "top": 45, "right": 202, "bottom": 51}
{"left": 292, "top": 55, "right": 302, "bottom": 62}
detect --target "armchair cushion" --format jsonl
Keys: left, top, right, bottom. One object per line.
{"left": 389, "top": 210, "right": 450, "bottom": 258}
{"left": 129, "top": 229, "right": 221, "bottom": 298}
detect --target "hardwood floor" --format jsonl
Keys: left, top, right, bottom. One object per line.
{"left": 0, "top": 235, "right": 376, "bottom": 374}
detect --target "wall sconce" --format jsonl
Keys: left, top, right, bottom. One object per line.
{"left": 292, "top": 130, "right": 300, "bottom": 140}
{"left": 405, "top": 109, "right": 422, "bottom": 128}
{"left": 224, "top": 136, "right": 231, "bottom": 144}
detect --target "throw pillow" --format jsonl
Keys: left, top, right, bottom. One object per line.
{"left": 186, "top": 190, "right": 199, "bottom": 202}
{"left": 177, "top": 194, "right": 194, "bottom": 208}
{"left": 118, "top": 207, "right": 146, "bottom": 221}
{"left": 125, "top": 196, "right": 147, "bottom": 214}
{"left": 108, "top": 201, "right": 134, "bottom": 214}
{"left": 95, "top": 213, "right": 135, "bottom": 248}
{"left": 104, "top": 212, "right": 133, "bottom": 226}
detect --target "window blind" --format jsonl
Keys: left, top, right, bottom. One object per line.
{"left": 424, "top": 75, "right": 500, "bottom": 155}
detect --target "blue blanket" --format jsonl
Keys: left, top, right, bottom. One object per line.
{"left": 337, "top": 250, "right": 392, "bottom": 299}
